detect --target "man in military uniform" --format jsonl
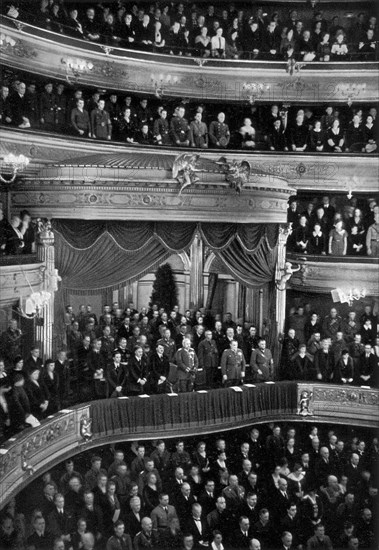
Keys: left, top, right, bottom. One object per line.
{"left": 170, "top": 106, "right": 191, "bottom": 146}
{"left": 221, "top": 339, "right": 246, "bottom": 387}
{"left": 197, "top": 330, "right": 219, "bottom": 388}
{"left": 209, "top": 112, "right": 230, "bottom": 148}
{"left": 157, "top": 328, "right": 176, "bottom": 364}
{"left": 39, "top": 82, "right": 56, "bottom": 131}
{"left": 90, "top": 98, "right": 112, "bottom": 140}
{"left": 190, "top": 112, "right": 208, "bottom": 148}
{"left": 250, "top": 338, "right": 273, "bottom": 382}
{"left": 105, "top": 94, "right": 122, "bottom": 139}
{"left": 176, "top": 337, "right": 198, "bottom": 393}
{"left": 55, "top": 83, "right": 67, "bottom": 132}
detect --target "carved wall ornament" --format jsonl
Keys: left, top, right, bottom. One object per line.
{"left": 80, "top": 414, "right": 93, "bottom": 442}
{"left": 276, "top": 261, "right": 301, "bottom": 291}
{"left": 172, "top": 153, "right": 201, "bottom": 194}
{"left": 214, "top": 157, "right": 251, "bottom": 194}
{"left": 313, "top": 386, "right": 379, "bottom": 407}
{"left": 297, "top": 389, "right": 313, "bottom": 416}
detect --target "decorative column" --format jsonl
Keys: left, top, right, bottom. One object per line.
{"left": 274, "top": 223, "right": 292, "bottom": 337}
{"left": 36, "top": 222, "right": 59, "bottom": 359}
{"left": 189, "top": 231, "right": 204, "bottom": 309}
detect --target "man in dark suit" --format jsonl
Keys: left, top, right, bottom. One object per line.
{"left": 185, "top": 503, "right": 210, "bottom": 548}
{"left": 127, "top": 346, "right": 148, "bottom": 395}
{"left": 26, "top": 516, "right": 54, "bottom": 550}
{"left": 133, "top": 516, "right": 159, "bottom": 550}
{"left": 232, "top": 516, "right": 252, "bottom": 549}
{"left": 206, "top": 496, "right": 231, "bottom": 540}
{"left": 79, "top": 491, "right": 104, "bottom": 540}
{"left": 47, "top": 493, "right": 75, "bottom": 543}
{"left": 86, "top": 339, "right": 106, "bottom": 399}
{"left": 315, "top": 447, "right": 335, "bottom": 488}
{"left": 175, "top": 483, "right": 196, "bottom": 526}
{"left": 149, "top": 343, "right": 170, "bottom": 394}
{"left": 270, "top": 478, "right": 295, "bottom": 522}
{"left": 197, "top": 330, "right": 219, "bottom": 389}
{"left": 124, "top": 496, "right": 143, "bottom": 539}
{"left": 23, "top": 346, "right": 43, "bottom": 376}
{"left": 106, "top": 350, "right": 128, "bottom": 397}
{"left": 198, "top": 479, "right": 217, "bottom": 517}
{"left": 240, "top": 493, "right": 259, "bottom": 525}
{"left": 356, "top": 344, "right": 376, "bottom": 385}
{"left": 344, "top": 453, "right": 362, "bottom": 493}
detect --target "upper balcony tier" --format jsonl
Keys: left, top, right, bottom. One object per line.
{"left": 1, "top": 16, "right": 378, "bottom": 104}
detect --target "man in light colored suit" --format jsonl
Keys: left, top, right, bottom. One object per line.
{"left": 220, "top": 340, "right": 246, "bottom": 386}
{"left": 176, "top": 338, "right": 198, "bottom": 393}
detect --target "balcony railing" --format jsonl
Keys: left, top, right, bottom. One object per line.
{"left": 1, "top": 16, "right": 378, "bottom": 103}
{"left": 0, "top": 382, "right": 377, "bottom": 508}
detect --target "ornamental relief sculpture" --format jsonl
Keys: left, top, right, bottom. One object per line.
{"left": 313, "top": 387, "right": 379, "bottom": 407}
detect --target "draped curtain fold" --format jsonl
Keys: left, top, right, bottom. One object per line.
{"left": 52, "top": 220, "right": 278, "bottom": 291}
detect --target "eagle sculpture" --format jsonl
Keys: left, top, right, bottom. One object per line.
{"left": 215, "top": 157, "right": 251, "bottom": 194}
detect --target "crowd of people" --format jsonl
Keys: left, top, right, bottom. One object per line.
{"left": 1, "top": 78, "right": 378, "bottom": 152}
{"left": 0, "top": 422, "right": 377, "bottom": 549}
{"left": 0, "top": 296, "right": 378, "bottom": 441}
{"left": 287, "top": 195, "right": 379, "bottom": 257}
{"left": 3, "top": 2, "right": 378, "bottom": 61}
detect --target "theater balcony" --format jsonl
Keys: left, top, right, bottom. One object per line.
{"left": 1, "top": 128, "right": 378, "bottom": 223}
{"left": 287, "top": 253, "right": 379, "bottom": 296}
{"left": 0, "top": 254, "right": 44, "bottom": 307}
{"left": 1, "top": 15, "right": 378, "bottom": 103}
{"left": 0, "top": 382, "right": 378, "bottom": 507}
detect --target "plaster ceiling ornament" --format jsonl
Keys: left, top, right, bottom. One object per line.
{"left": 214, "top": 157, "right": 251, "bottom": 194}
{"left": 172, "top": 153, "right": 201, "bottom": 194}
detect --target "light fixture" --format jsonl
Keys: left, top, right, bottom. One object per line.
{"left": 61, "top": 57, "right": 94, "bottom": 85}
{"left": 336, "top": 83, "right": 366, "bottom": 107}
{"left": 21, "top": 291, "right": 52, "bottom": 318}
{"left": 150, "top": 73, "right": 180, "bottom": 98}
{"left": 242, "top": 82, "right": 270, "bottom": 104}
{"left": 0, "top": 33, "right": 16, "bottom": 47}
{"left": 331, "top": 287, "right": 367, "bottom": 307}
{"left": 0, "top": 153, "right": 29, "bottom": 183}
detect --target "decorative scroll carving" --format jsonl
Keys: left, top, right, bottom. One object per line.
{"left": 313, "top": 386, "right": 379, "bottom": 407}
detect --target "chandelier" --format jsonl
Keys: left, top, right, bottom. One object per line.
{"left": 0, "top": 153, "right": 30, "bottom": 183}
{"left": 150, "top": 73, "right": 180, "bottom": 98}
{"left": 331, "top": 287, "right": 367, "bottom": 307}
{"left": 21, "top": 291, "right": 52, "bottom": 318}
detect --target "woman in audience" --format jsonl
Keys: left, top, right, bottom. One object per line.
{"left": 93, "top": 472, "right": 109, "bottom": 509}
{"left": 142, "top": 472, "right": 160, "bottom": 514}
{"left": 309, "top": 120, "right": 326, "bottom": 151}
{"left": 41, "top": 358, "right": 60, "bottom": 414}
{"left": 239, "top": 118, "right": 256, "bottom": 149}
{"left": 25, "top": 366, "right": 49, "bottom": 420}
{"left": 326, "top": 118, "right": 345, "bottom": 152}
{"left": 331, "top": 31, "right": 349, "bottom": 60}
{"left": 227, "top": 17, "right": 242, "bottom": 59}
{"left": 8, "top": 373, "right": 31, "bottom": 433}
{"left": 363, "top": 114, "right": 377, "bottom": 152}
{"left": 119, "top": 108, "right": 137, "bottom": 144}
{"left": 308, "top": 222, "right": 327, "bottom": 255}
{"left": 153, "top": 21, "right": 166, "bottom": 52}
{"left": 195, "top": 26, "right": 211, "bottom": 57}
{"left": 328, "top": 219, "right": 348, "bottom": 256}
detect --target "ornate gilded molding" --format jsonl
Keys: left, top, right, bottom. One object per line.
{"left": 1, "top": 16, "right": 378, "bottom": 103}
{"left": 2, "top": 129, "right": 378, "bottom": 193}
{"left": 288, "top": 255, "right": 379, "bottom": 296}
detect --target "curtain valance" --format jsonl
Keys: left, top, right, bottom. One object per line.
{"left": 52, "top": 220, "right": 278, "bottom": 291}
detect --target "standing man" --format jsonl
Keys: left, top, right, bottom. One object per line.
{"left": 176, "top": 338, "right": 198, "bottom": 393}
{"left": 221, "top": 340, "right": 246, "bottom": 387}
{"left": 91, "top": 98, "right": 112, "bottom": 140}
{"left": 249, "top": 339, "right": 273, "bottom": 382}
{"left": 209, "top": 112, "right": 230, "bottom": 148}
{"left": 197, "top": 330, "right": 219, "bottom": 389}
{"left": 170, "top": 105, "right": 191, "bottom": 147}
{"left": 149, "top": 343, "right": 170, "bottom": 394}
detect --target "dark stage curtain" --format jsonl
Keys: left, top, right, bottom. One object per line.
{"left": 90, "top": 382, "right": 298, "bottom": 439}
{"left": 53, "top": 220, "right": 279, "bottom": 291}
